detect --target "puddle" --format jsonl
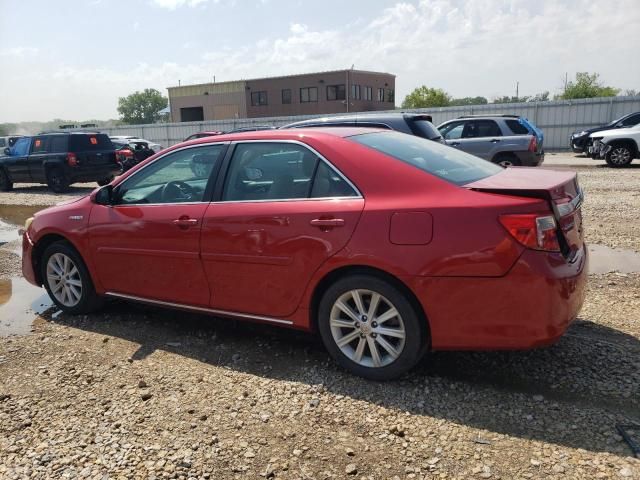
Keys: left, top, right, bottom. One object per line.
{"left": 589, "top": 244, "right": 640, "bottom": 274}
{"left": 0, "top": 277, "right": 53, "bottom": 336}
{"left": 0, "top": 205, "right": 48, "bottom": 245}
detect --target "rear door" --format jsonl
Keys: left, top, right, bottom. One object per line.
{"left": 88, "top": 143, "right": 227, "bottom": 306}
{"left": 200, "top": 141, "right": 364, "bottom": 318}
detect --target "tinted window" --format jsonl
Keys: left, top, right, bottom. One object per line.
{"left": 282, "top": 89, "right": 292, "bottom": 104}
{"left": 32, "top": 137, "right": 48, "bottom": 153}
{"left": 11, "top": 137, "right": 31, "bottom": 156}
{"left": 621, "top": 114, "right": 640, "bottom": 126}
{"left": 311, "top": 161, "right": 358, "bottom": 198}
{"left": 49, "top": 136, "right": 68, "bottom": 153}
{"left": 349, "top": 131, "right": 503, "bottom": 186}
{"left": 223, "top": 143, "right": 319, "bottom": 201}
{"left": 505, "top": 119, "right": 529, "bottom": 135}
{"left": 463, "top": 120, "right": 502, "bottom": 138}
{"left": 116, "top": 145, "right": 225, "bottom": 205}
{"left": 69, "top": 134, "right": 113, "bottom": 151}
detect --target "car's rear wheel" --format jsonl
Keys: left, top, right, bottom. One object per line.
{"left": 318, "top": 274, "right": 427, "bottom": 380}
{"left": 605, "top": 145, "right": 633, "bottom": 167}
{"left": 0, "top": 168, "right": 13, "bottom": 191}
{"left": 493, "top": 153, "right": 521, "bottom": 167}
{"left": 46, "top": 167, "right": 70, "bottom": 193}
{"left": 41, "top": 241, "right": 103, "bottom": 314}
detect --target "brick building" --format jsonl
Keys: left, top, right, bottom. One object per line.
{"left": 167, "top": 69, "right": 396, "bottom": 122}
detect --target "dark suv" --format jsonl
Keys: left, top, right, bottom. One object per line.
{"left": 281, "top": 113, "right": 444, "bottom": 142}
{"left": 0, "top": 132, "right": 120, "bottom": 192}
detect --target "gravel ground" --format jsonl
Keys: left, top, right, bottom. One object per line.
{"left": 1, "top": 153, "right": 639, "bottom": 479}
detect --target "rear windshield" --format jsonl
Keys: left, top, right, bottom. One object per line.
{"left": 349, "top": 131, "right": 503, "bottom": 186}
{"left": 69, "top": 134, "right": 114, "bottom": 151}
{"left": 409, "top": 119, "right": 442, "bottom": 140}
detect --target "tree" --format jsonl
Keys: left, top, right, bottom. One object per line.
{"left": 117, "top": 89, "right": 168, "bottom": 125}
{"left": 450, "top": 96, "right": 488, "bottom": 106}
{"left": 401, "top": 86, "right": 451, "bottom": 108}
{"left": 492, "top": 95, "right": 529, "bottom": 104}
{"left": 528, "top": 91, "right": 550, "bottom": 102}
{"left": 624, "top": 89, "right": 639, "bottom": 97}
{"left": 558, "top": 72, "right": 619, "bottom": 99}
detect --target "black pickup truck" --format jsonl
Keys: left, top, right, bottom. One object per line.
{"left": 0, "top": 132, "right": 120, "bottom": 192}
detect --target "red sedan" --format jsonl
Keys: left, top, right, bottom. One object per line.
{"left": 21, "top": 128, "right": 587, "bottom": 380}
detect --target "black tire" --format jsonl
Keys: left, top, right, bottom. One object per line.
{"left": 0, "top": 168, "right": 13, "bottom": 191}
{"left": 493, "top": 153, "right": 521, "bottom": 167}
{"left": 605, "top": 145, "right": 634, "bottom": 168}
{"left": 41, "top": 241, "right": 104, "bottom": 315}
{"left": 317, "top": 274, "right": 427, "bottom": 381}
{"left": 97, "top": 175, "right": 115, "bottom": 187}
{"left": 46, "top": 167, "right": 70, "bottom": 193}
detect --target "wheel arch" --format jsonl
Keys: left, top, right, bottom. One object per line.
{"left": 308, "top": 264, "right": 431, "bottom": 345}
{"left": 32, "top": 233, "right": 81, "bottom": 286}
{"left": 607, "top": 138, "right": 639, "bottom": 157}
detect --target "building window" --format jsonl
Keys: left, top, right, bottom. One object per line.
{"left": 351, "top": 84, "right": 361, "bottom": 100}
{"left": 377, "top": 88, "right": 385, "bottom": 102}
{"left": 300, "top": 87, "right": 318, "bottom": 103}
{"left": 364, "top": 86, "right": 372, "bottom": 101}
{"left": 251, "top": 91, "right": 268, "bottom": 106}
{"left": 386, "top": 89, "right": 395, "bottom": 103}
{"left": 282, "top": 89, "right": 292, "bottom": 104}
{"left": 327, "top": 84, "right": 346, "bottom": 101}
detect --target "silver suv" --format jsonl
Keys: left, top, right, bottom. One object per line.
{"left": 437, "top": 115, "right": 544, "bottom": 166}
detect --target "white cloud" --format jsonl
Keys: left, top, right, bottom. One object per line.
{"left": 0, "top": 47, "right": 39, "bottom": 58}
{"left": 150, "top": 0, "right": 211, "bottom": 9}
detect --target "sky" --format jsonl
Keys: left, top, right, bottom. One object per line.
{"left": 0, "top": 0, "right": 639, "bottom": 122}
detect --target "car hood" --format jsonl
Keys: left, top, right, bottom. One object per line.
{"left": 590, "top": 126, "right": 640, "bottom": 138}
{"left": 572, "top": 124, "right": 615, "bottom": 136}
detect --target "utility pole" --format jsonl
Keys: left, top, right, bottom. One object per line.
{"left": 516, "top": 81, "right": 519, "bottom": 101}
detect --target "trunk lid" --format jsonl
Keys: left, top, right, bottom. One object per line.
{"left": 466, "top": 167, "right": 584, "bottom": 259}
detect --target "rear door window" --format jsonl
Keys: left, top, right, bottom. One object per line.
{"left": 69, "top": 134, "right": 113, "bottom": 151}
{"left": 49, "top": 136, "right": 68, "bottom": 153}
{"left": 505, "top": 119, "right": 530, "bottom": 135}
{"left": 349, "top": 131, "right": 503, "bottom": 186}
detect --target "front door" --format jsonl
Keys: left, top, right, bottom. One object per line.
{"left": 88, "top": 143, "right": 227, "bottom": 306}
{"left": 5, "top": 137, "right": 32, "bottom": 182}
{"left": 201, "top": 141, "right": 364, "bottom": 318}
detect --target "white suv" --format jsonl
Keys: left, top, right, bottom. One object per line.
{"left": 590, "top": 124, "right": 640, "bottom": 167}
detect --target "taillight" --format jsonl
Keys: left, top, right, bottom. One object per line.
{"left": 66, "top": 152, "right": 78, "bottom": 166}
{"left": 528, "top": 136, "right": 537, "bottom": 152}
{"left": 499, "top": 213, "right": 560, "bottom": 252}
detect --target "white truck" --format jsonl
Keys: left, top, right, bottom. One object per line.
{"left": 590, "top": 124, "right": 640, "bottom": 167}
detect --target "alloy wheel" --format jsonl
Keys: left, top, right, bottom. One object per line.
{"left": 329, "top": 289, "right": 406, "bottom": 368}
{"left": 609, "top": 147, "right": 631, "bottom": 165}
{"left": 46, "top": 253, "right": 82, "bottom": 307}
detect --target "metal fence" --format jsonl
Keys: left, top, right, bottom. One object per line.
{"left": 100, "top": 96, "right": 640, "bottom": 151}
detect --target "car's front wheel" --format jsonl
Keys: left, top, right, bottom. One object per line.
{"left": 318, "top": 274, "right": 427, "bottom": 380}
{"left": 41, "top": 241, "right": 103, "bottom": 314}
{"left": 605, "top": 145, "right": 634, "bottom": 167}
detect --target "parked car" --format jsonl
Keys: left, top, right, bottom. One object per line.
{"left": 570, "top": 111, "right": 640, "bottom": 154}
{"left": 110, "top": 136, "right": 162, "bottom": 152}
{"left": 589, "top": 124, "right": 640, "bottom": 167}
{"left": 437, "top": 115, "right": 544, "bottom": 166}
{"left": 282, "top": 113, "right": 443, "bottom": 142}
{"left": 20, "top": 128, "right": 586, "bottom": 380}
{"left": 0, "top": 135, "right": 25, "bottom": 149}
{"left": 112, "top": 140, "right": 155, "bottom": 172}
{"left": 183, "top": 131, "right": 224, "bottom": 142}
{"left": 0, "top": 132, "right": 120, "bottom": 192}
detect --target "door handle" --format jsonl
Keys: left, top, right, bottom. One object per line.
{"left": 489, "top": 139, "right": 501, "bottom": 143}
{"left": 173, "top": 217, "right": 199, "bottom": 228}
{"left": 310, "top": 218, "right": 345, "bottom": 228}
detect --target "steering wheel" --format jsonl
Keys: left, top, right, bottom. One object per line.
{"left": 161, "top": 180, "right": 196, "bottom": 202}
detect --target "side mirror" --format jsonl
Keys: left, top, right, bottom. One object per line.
{"left": 3, "top": 148, "right": 10, "bottom": 155}
{"left": 93, "top": 185, "right": 113, "bottom": 205}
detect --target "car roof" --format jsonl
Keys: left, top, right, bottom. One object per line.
{"left": 283, "top": 112, "right": 432, "bottom": 127}
{"left": 181, "top": 127, "right": 383, "bottom": 146}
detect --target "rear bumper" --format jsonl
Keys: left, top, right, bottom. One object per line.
{"left": 21, "top": 231, "right": 39, "bottom": 287}
{"left": 515, "top": 151, "right": 545, "bottom": 167}
{"left": 67, "top": 164, "right": 120, "bottom": 183}
{"left": 406, "top": 245, "right": 588, "bottom": 350}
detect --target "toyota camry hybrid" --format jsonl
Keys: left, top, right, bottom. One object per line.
{"left": 21, "top": 128, "right": 587, "bottom": 380}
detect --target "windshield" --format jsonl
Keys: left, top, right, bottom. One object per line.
{"left": 349, "top": 131, "right": 503, "bottom": 186}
